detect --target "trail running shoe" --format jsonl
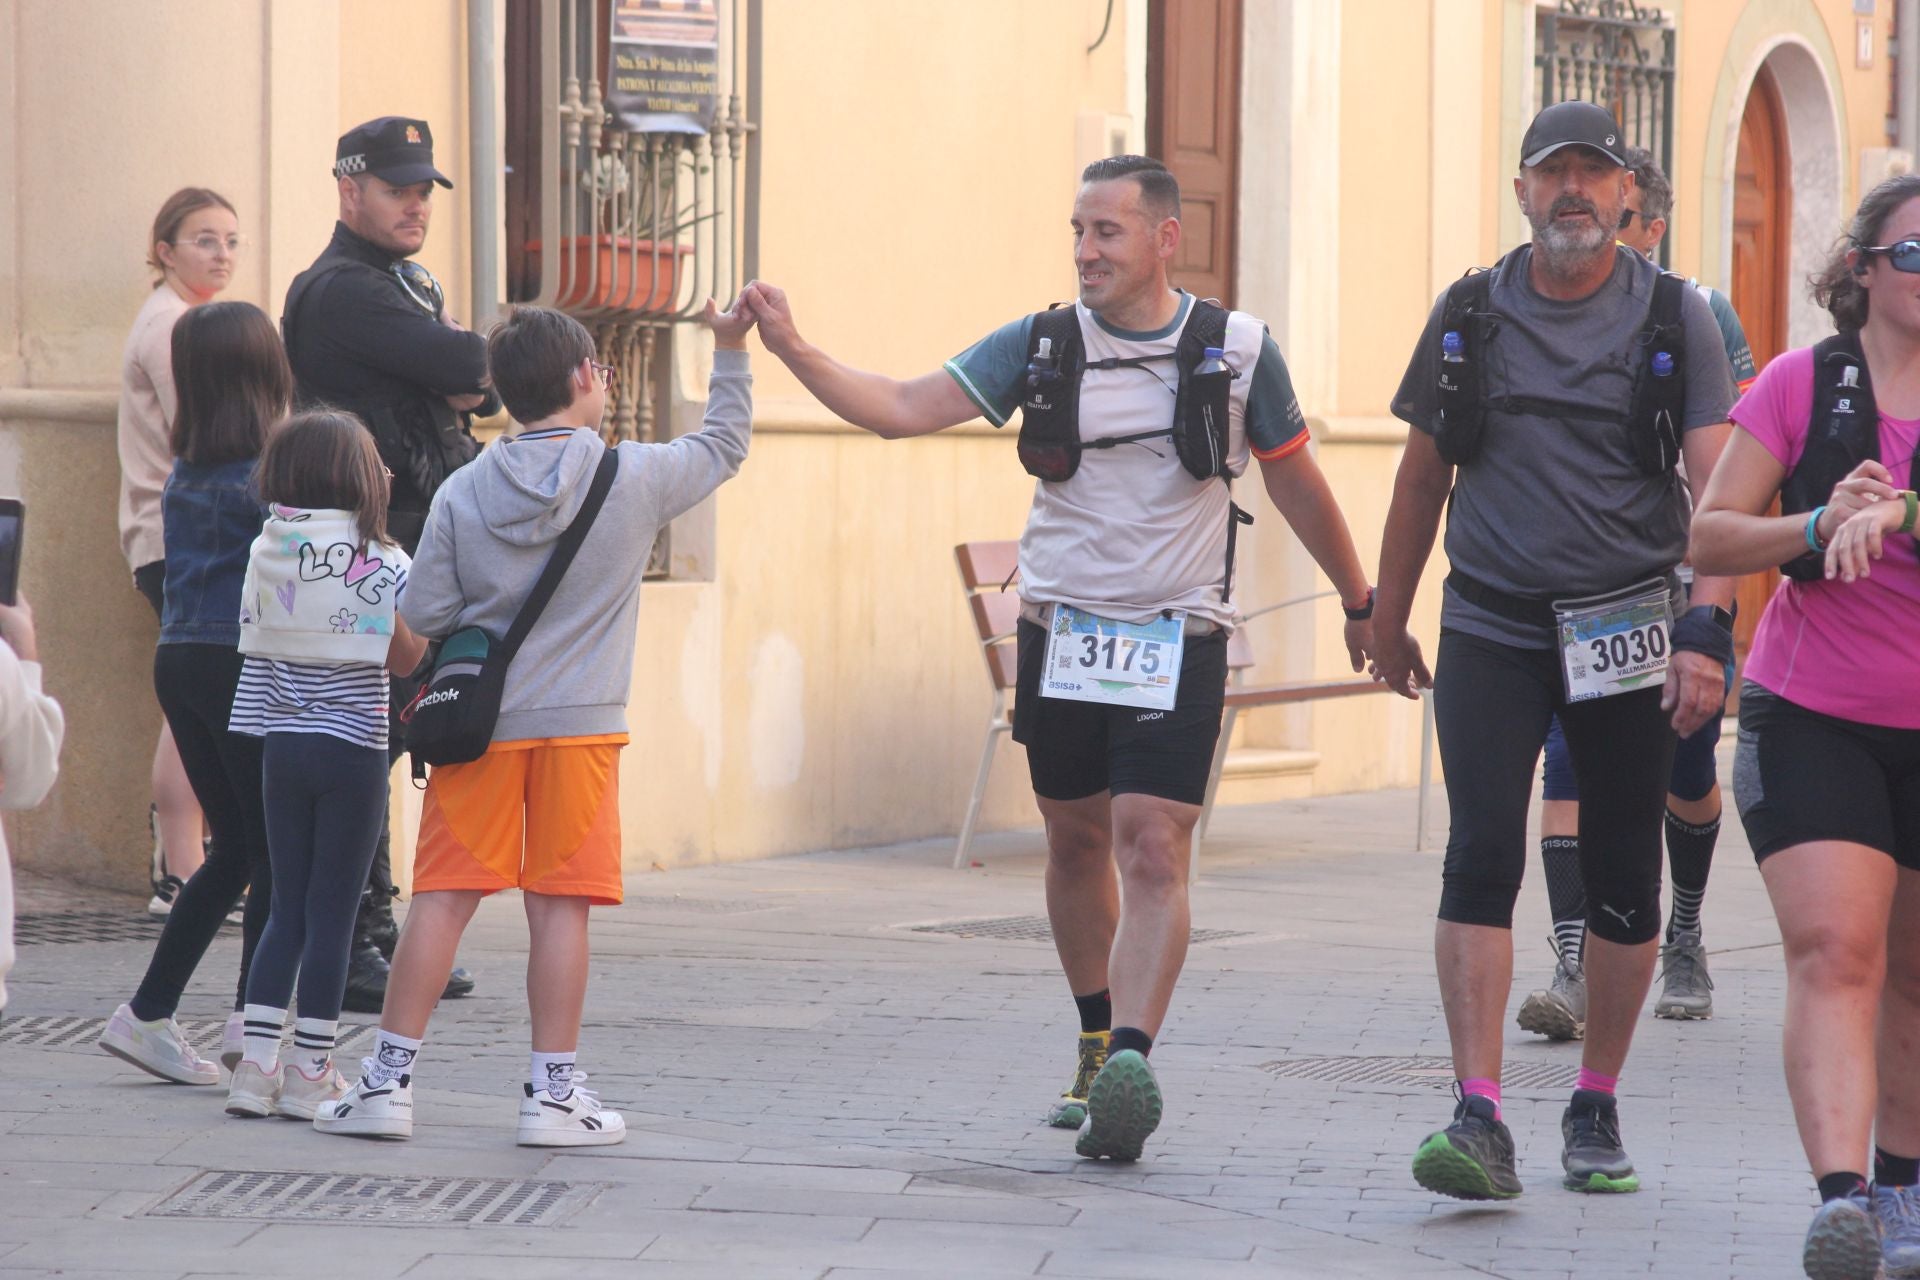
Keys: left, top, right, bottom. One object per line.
{"left": 1804, "top": 1192, "right": 1881, "bottom": 1280}
{"left": 225, "top": 1061, "right": 280, "bottom": 1118}
{"left": 1876, "top": 1183, "right": 1920, "bottom": 1277}
{"left": 1561, "top": 1088, "right": 1639, "bottom": 1193}
{"left": 1074, "top": 1049, "right": 1162, "bottom": 1162}
{"left": 1654, "top": 930, "right": 1715, "bottom": 1020}
{"left": 313, "top": 1067, "right": 413, "bottom": 1139}
{"left": 1412, "top": 1091, "right": 1522, "bottom": 1200}
{"left": 97, "top": 1003, "right": 218, "bottom": 1085}
{"left": 1046, "top": 1031, "right": 1110, "bottom": 1129}
{"left": 1516, "top": 935, "right": 1586, "bottom": 1041}
{"left": 276, "top": 1059, "right": 350, "bottom": 1120}
{"left": 516, "top": 1077, "right": 626, "bottom": 1147}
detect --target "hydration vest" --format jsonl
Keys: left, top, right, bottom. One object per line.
{"left": 1433, "top": 248, "right": 1690, "bottom": 476}
{"left": 1778, "top": 330, "right": 1920, "bottom": 581}
{"left": 1014, "top": 297, "right": 1253, "bottom": 599}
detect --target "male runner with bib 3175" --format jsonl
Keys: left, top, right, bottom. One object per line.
{"left": 740, "top": 155, "right": 1377, "bottom": 1163}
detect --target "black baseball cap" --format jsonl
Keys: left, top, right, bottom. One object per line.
{"left": 1520, "top": 102, "right": 1626, "bottom": 168}
{"left": 333, "top": 116, "right": 452, "bottom": 189}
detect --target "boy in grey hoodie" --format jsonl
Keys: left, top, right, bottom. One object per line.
{"left": 315, "top": 301, "right": 754, "bottom": 1146}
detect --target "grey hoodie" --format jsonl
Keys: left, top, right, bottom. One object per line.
{"left": 401, "top": 348, "right": 751, "bottom": 741}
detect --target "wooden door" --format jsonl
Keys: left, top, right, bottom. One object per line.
{"left": 1147, "top": 0, "right": 1241, "bottom": 308}
{"left": 1728, "top": 65, "right": 1790, "bottom": 684}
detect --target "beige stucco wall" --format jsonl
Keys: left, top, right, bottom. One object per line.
{"left": 0, "top": 0, "right": 1904, "bottom": 889}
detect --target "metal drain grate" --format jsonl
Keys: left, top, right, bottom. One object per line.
{"left": 149, "top": 1170, "right": 603, "bottom": 1226}
{"left": 14, "top": 911, "right": 240, "bottom": 946}
{"left": 0, "top": 1016, "right": 370, "bottom": 1052}
{"left": 623, "top": 896, "right": 780, "bottom": 914}
{"left": 1260, "top": 1055, "right": 1581, "bottom": 1091}
{"left": 909, "top": 915, "right": 1253, "bottom": 945}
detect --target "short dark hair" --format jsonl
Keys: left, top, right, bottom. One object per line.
{"left": 253, "top": 409, "right": 391, "bottom": 551}
{"left": 1080, "top": 154, "right": 1181, "bottom": 222}
{"left": 1622, "top": 147, "right": 1673, "bottom": 225}
{"left": 169, "top": 301, "right": 292, "bottom": 466}
{"left": 1811, "top": 172, "right": 1920, "bottom": 332}
{"left": 486, "top": 305, "right": 596, "bottom": 424}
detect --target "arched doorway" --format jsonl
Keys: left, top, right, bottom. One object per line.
{"left": 1728, "top": 64, "right": 1791, "bottom": 682}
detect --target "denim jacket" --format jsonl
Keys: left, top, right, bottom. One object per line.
{"left": 160, "top": 457, "right": 262, "bottom": 646}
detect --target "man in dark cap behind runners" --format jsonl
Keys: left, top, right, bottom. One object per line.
{"left": 282, "top": 116, "right": 495, "bottom": 1010}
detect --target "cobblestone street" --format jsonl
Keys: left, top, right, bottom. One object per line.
{"left": 2, "top": 780, "right": 1817, "bottom": 1278}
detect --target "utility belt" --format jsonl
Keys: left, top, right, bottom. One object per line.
{"left": 1445, "top": 568, "right": 1678, "bottom": 629}
{"left": 1019, "top": 600, "right": 1222, "bottom": 638}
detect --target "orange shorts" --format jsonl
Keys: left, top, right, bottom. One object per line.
{"left": 414, "top": 736, "right": 627, "bottom": 905}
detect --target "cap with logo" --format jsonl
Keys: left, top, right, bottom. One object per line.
{"left": 333, "top": 116, "right": 453, "bottom": 189}
{"left": 1520, "top": 101, "right": 1626, "bottom": 168}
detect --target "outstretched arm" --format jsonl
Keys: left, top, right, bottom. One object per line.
{"left": 740, "top": 282, "right": 978, "bottom": 438}
{"left": 1257, "top": 449, "right": 1374, "bottom": 671}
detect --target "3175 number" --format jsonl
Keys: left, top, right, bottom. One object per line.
{"left": 1079, "top": 634, "right": 1163, "bottom": 675}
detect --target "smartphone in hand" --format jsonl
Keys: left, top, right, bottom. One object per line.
{"left": 0, "top": 499, "right": 26, "bottom": 606}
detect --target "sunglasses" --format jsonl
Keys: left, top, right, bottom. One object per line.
{"left": 1858, "top": 240, "right": 1920, "bottom": 273}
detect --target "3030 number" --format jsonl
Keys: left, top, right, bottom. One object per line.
{"left": 1586, "top": 625, "right": 1666, "bottom": 674}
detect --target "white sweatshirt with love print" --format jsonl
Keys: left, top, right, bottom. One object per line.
{"left": 238, "top": 505, "right": 410, "bottom": 665}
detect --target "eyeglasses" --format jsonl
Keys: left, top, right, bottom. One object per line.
{"left": 1858, "top": 239, "right": 1920, "bottom": 274}
{"left": 590, "top": 361, "right": 614, "bottom": 386}
{"left": 173, "top": 234, "right": 248, "bottom": 255}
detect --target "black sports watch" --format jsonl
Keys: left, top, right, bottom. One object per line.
{"left": 1342, "top": 587, "right": 1376, "bottom": 622}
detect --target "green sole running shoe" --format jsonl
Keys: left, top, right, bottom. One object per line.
{"left": 1411, "top": 1094, "right": 1522, "bottom": 1201}
{"left": 1074, "top": 1049, "right": 1161, "bottom": 1162}
{"left": 1045, "top": 1031, "right": 1109, "bottom": 1130}
{"left": 1561, "top": 1088, "right": 1640, "bottom": 1194}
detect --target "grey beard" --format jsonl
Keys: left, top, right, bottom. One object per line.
{"left": 1533, "top": 219, "right": 1613, "bottom": 278}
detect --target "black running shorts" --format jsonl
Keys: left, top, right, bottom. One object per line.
{"left": 1734, "top": 682, "right": 1920, "bottom": 870}
{"left": 1012, "top": 617, "right": 1228, "bottom": 806}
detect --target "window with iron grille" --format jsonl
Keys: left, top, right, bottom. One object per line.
{"left": 1534, "top": 0, "right": 1676, "bottom": 267}
{"left": 504, "top": 0, "right": 756, "bottom": 577}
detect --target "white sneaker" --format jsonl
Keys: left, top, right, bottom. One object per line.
{"left": 516, "top": 1080, "right": 625, "bottom": 1147}
{"left": 276, "top": 1059, "right": 349, "bottom": 1120}
{"left": 313, "top": 1067, "right": 413, "bottom": 1139}
{"left": 146, "top": 875, "right": 184, "bottom": 918}
{"left": 225, "top": 1061, "right": 280, "bottom": 1117}
{"left": 220, "top": 1012, "right": 245, "bottom": 1073}
{"left": 98, "top": 1003, "right": 219, "bottom": 1085}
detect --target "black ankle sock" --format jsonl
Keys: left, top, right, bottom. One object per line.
{"left": 1877, "top": 1148, "right": 1920, "bottom": 1188}
{"left": 1818, "top": 1171, "right": 1869, "bottom": 1203}
{"left": 1073, "top": 989, "right": 1112, "bottom": 1035}
{"left": 1664, "top": 807, "right": 1719, "bottom": 939}
{"left": 1109, "top": 1026, "right": 1153, "bottom": 1057}
{"left": 1540, "top": 837, "right": 1586, "bottom": 964}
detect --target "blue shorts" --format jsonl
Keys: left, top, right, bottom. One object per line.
{"left": 1541, "top": 663, "right": 1731, "bottom": 804}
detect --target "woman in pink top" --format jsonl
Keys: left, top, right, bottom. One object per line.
{"left": 1693, "top": 172, "right": 1920, "bottom": 1280}
{"left": 116, "top": 187, "right": 241, "bottom": 915}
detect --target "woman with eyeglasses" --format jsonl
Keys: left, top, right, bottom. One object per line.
{"left": 116, "top": 188, "right": 244, "bottom": 917}
{"left": 1691, "top": 171, "right": 1920, "bottom": 1280}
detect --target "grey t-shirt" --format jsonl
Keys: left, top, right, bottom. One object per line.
{"left": 1390, "top": 246, "right": 1736, "bottom": 648}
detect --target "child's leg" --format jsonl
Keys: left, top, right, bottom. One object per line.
{"left": 379, "top": 890, "right": 484, "bottom": 1040}
{"left": 525, "top": 890, "right": 592, "bottom": 1053}
{"left": 246, "top": 734, "right": 319, "bottom": 1020}
{"left": 293, "top": 738, "right": 390, "bottom": 1026}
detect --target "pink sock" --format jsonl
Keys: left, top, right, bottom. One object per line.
{"left": 1575, "top": 1067, "right": 1618, "bottom": 1095}
{"left": 1460, "top": 1077, "right": 1501, "bottom": 1118}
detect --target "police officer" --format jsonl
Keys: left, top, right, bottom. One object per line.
{"left": 283, "top": 116, "right": 492, "bottom": 1009}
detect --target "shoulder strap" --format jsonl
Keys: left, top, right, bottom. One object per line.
{"left": 498, "top": 446, "right": 620, "bottom": 661}
{"left": 280, "top": 254, "right": 357, "bottom": 348}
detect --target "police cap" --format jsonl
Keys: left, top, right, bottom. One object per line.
{"left": 333, "top": 116, "right": 453, "bottom": 189}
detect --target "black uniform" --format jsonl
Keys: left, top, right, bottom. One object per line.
{"left": 282, "top": 221, "right": 495, "bottom": 552}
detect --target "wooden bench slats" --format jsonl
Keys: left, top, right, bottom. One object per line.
{"left": 987, "top": 643, "right": 1018, "bottom": 691}
{"left": 969, "top": 591, "right": 1023, "bottom": 643}
{"left": 1223, "top": 677, "right": 1388, "bottom": 709}
{"left": 956, "top": 541, "right": 1020, "bottom": 591}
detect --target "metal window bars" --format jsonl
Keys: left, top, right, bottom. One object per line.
{"left": 506, "top": 0, "right": 754, "bottom": 574}
{"left": 1534, "top": 0, "right": 1676, "bottom": 266}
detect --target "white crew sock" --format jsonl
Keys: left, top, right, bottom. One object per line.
{"left": 241, "top": 1003, "right": 286, "bottom": 1072}
{"left": 366, "top": 1029, "right": 422, "bottom": 1085}
{"left": 531, "top": 1050, "right": 576, "bottom": 1100}
{"left": 292, "top": 1016, "right": 337, "bottom": 1075}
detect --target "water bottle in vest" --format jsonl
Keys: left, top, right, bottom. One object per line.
{"left": 1652, "top": 350, "right": 1675, "bottom": 379}
{"left": 1025, "top": 336, "right": 1065, "bottom": 410}
{"left": 1441, "top": 331, "right": 1465, "bottom": 364}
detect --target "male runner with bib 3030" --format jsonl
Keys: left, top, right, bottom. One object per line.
{"left": 740, "top": 155, "right": 1376, "bottom": 1162}
{"left": 1372, "top": 103, "right": 1737, "bottom": 1202}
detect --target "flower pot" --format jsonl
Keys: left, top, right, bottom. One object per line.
{"left": 524, "top": 235, "right": 691, "bottom": 312}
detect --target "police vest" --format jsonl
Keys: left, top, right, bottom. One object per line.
{"left": 1014, "top": 298, "right": 1252, "bottom": 600}
{"left": 1778, "top": 330, "right": 1920, "bottom": 581}
{"left": 1433, "top": 248, "right": 1690, "bottom": 476}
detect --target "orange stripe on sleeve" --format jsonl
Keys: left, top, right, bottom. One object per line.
{"left": 1251, "top": 426, "right": 1312, "bottom": 462}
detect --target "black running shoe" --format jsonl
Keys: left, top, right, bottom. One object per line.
{"left": 1412, "top": 1092, "right": 1522, "bottom": 1200}
{"left": 1561, "top": 1088, "right": 1639, "bottom": 1192}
